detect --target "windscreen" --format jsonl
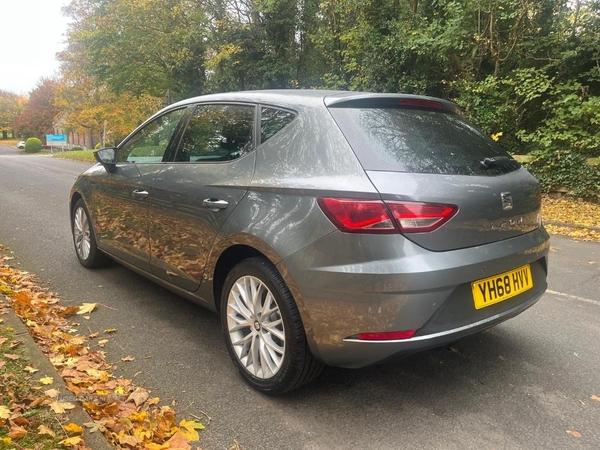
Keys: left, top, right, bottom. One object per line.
{"left": 329, "top": 107, "right": 521, "bottom": 176}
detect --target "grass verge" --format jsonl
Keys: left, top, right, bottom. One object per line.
{"left": 53, "top": 151, "right": 96, "bottom": 163}
{"left": 0, "top": 315, "right": 70, "bottom": 449}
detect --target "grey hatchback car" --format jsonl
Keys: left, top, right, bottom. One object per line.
{"left": 70, "top": 90, "right": 549, "bottom": 394}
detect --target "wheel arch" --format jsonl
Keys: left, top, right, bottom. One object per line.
{"left": 204, "top": 236, "right": 321, "bottom": 362}
{"left": 69, "top": 190, "right": 84, "bottom": 217}
{"left": 211, "top": 244, "right": 267, "bottom": 314}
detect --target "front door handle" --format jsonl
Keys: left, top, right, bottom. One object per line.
{"left": 132, "top": 189, "right": 149, "bottom": 199}
{"left": 202, "top": 198, "right": 229, "bottom": 211}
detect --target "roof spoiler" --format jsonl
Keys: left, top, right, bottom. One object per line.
{"left": 324, "top": 93, "right": 461, "bottom": 114}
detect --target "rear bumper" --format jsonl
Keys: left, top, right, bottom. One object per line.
{"left": 279, "top": 227, "right": 549, "bottom": 368}
{"left": 337, "top": 288, "right": 543, "bottom": 368}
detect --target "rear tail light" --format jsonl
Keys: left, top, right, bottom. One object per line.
{"left": 317, "top": 198, "right": 396, "bottom": 233}
{"left": 318, "top": 198, "right": 457, "bottom": 234}
{"left": 354, "top": 329, "right": 418, "bottom": 341}
{"left": 386, "top": 202, "right": 458, "bottom": 233}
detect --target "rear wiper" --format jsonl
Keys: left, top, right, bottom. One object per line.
{"left": 480, "top": 156, "right": 513, "bottom": 169}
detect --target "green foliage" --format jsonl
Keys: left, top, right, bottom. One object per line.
{"left": 93, "top": 142, "right": 114, "bottom": 150}
{"left": 24, "top": 137, "right": 43, "bottom": 154}
{"left": 517, "top": 82, "right": 600, "bottom": 157}
{"left": 62, "top": 0, "right": 208, "bottom": 98}
{"left": 525, "top": 150, "right": 600, "bottom": 199}
{"left": 71, "top": 146, "right": 84, "bottom": 151}
{"left": 56, "top": 0, "right": 600, "bottom": 198}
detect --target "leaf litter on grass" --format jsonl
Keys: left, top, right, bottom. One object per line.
{"left": 0, "top": 248, "right": 205, "bottom": 449}
{"left": 0, "top": 314, "right": 73, "bottom": 449}
{"left": 542, "top": 196, "right": 600, "bottom": 241}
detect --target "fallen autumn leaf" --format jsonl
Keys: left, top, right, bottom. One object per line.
{"left": 8, "top": 424, "right": 28, "bottom": 439}
{"left": 39, "top": 376, "right": 54, "bottom": 385}
{"left": 126, "top": 387, "right": 149, "bottom": 407}
{"left": 0, "top": 405, "right": 11, "bottom": 420}
{"left": 59, "top": 436, "right": 83, "bottom": 447}
{"left": 77, "top": 302, "right": 98, "bottom": 315}
{"left": 44, "top": 388, "right": 60, "bottom": 399}
{"left": 37, "top": 424, "right": 56, "bottom": 437}
{"left": 62, "top": 422, "right": 84, "bottom": 434}
{"left": 48, "top": 401, "right": 76, "bottom": 414}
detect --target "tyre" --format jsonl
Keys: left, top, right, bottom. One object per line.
{"left": 71, "top": 199, "right": 110, "bottom": 268}
{"left": 221, "top": 257, "right": 324, "bottom": 395}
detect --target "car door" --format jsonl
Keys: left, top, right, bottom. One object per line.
{"left": 148, "top": 103, "right": 256, "bottom": 291}
{"left": 90, "top": 107, "right": 188, "bottom": 271}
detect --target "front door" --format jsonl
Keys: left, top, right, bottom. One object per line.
{"left": 91, "top": 107, "right": 187, "bottom": 271}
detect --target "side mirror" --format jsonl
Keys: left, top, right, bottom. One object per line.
{"left": 94, "top": 147, "right": 117, "bottom": 171}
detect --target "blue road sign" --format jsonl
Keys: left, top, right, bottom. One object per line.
{"left": 46, "top": 134, "right": 67, "bottom": 142}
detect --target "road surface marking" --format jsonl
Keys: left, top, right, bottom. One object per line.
{"left": 546, "top": 289, "right": 600, "bottom": 306}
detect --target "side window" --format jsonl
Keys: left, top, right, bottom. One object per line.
{"left": 260, "top": 107, "right": 295, "bottom": 143}
{"left": 118, "top": 108, "right": 186, "bottom": 163}
{"left": 174, "top": 104, "right": 254, "bottom": 162}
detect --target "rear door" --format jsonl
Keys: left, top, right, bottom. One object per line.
{"left": 327, "top": 97, "right": 541, "bottom": 251}
{"left": 148, "top": 103, "right": 257, "bottom": 291}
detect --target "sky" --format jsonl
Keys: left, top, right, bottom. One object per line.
{"left": 1, "top": 0, "right": 71, "bottom": 95}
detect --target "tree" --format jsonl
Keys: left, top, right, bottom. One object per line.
{"left": 56, "top": 0, "right": 599, "bottom": 195}
{"left": 14, "top": 78, "right": 60, "bottom": 139}
{"left": 0, "top": 90, "right": 26, "bottom": 139}
{"left": 55, "top": 73, "right": 162, "bottom": 147}
{"left": 204, "top": 0, "right": 326, "bottom": 91}
{"left": 61, "top": 0, "right": 208, "bottom": 100}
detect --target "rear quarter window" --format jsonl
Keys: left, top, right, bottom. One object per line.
{"left": 328, "top": 107, "right": 521, "bottom": 176}
{"left": 260, "top": 107, "right": 296, "bottom": 143}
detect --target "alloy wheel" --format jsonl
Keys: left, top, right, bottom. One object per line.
{"left": 226, "top": 275, "right": 286, "bottom": 379}
{"left": 73, "top": 207, "right": 91, "bottom": 261}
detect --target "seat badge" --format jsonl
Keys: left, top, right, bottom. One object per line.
{"left": 501, "top": 192, "right": 513, "bottom": 211}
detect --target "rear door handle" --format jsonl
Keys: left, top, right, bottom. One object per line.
{"left": 132, "top": 189, "right": 149, "bottom": 199}
{"left": 202, "top": 198, "right": 229, "bottom": 211}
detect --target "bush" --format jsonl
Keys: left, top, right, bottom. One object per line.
{"left": 24, "top": 138, "right": 43, "bottom": 154}
{"left": 525, "top": 150, "right": 600, "bottom": 199}
{"left": 71, "top": 146, "right": 83, "bottom": 151}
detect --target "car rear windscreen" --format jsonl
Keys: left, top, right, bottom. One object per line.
{"left": 328, "top": 107, "right": 521, "bottom": 176}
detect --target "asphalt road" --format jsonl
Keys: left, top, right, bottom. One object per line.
{"left": 1, "top": 146, "right": 599, "bottom": 449}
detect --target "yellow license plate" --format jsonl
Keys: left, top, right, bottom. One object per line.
{"left": 472, "top": 264, "right": 533, "bottom": 310}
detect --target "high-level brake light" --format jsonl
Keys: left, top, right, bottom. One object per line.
{"left": 397, "top": 99, "right": 442, "bottom": 110}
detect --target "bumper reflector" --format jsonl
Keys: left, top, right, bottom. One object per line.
{"left": 356, "top": 330, "right": 418, "bottom": 341}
